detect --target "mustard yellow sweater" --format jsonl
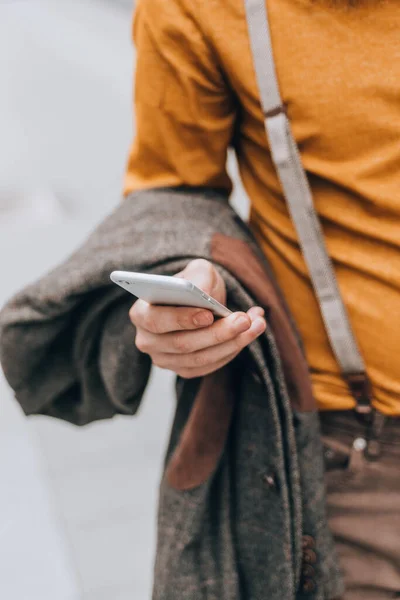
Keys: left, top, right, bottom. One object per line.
{"left": 125, "top": 0, "right": 400, "bottom": 415}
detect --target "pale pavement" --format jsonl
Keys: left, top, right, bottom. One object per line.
{"left": 0, "top": 1, "right": 247, "bottom": 599}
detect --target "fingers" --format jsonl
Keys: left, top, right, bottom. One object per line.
{"left": 173, "top": 350, "right": 240, "bottom": 380}
{"left": 130, "top": 260, "right": 226, "bottom": 335}
{"left": 128, "top": 261, "right": 267, "bottom": 380}
{"left": 247, "top": 306, "right": 265, "bottom": 320}
{"left": 129, "top": 299, "right": 214, "bottom": 334}
{"left": 135, "top": 306, "right": 265, "bottom": 356}
{"left": 136, "top": 309, "right": 258, "bottom": 355}
{"left": 150, "top": 313, "right": 266, "bottom": 372}
{"left": 175, "top": 259, "right": 227, "bottom": 305}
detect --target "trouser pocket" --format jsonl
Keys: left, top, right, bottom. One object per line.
{"left": 322, "top": 431, "right": 368, "bottom": 492}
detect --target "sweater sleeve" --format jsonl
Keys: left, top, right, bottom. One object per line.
{"left": 123, "top": 0, "right": 236, "bottom": 195}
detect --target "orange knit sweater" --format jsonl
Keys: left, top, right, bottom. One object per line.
{"left": 125, "top": 0, "right": 400, "bottom": 415}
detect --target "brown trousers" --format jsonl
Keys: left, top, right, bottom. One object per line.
{"left": 320, "top": 411, "right": 400, "bottom": 600}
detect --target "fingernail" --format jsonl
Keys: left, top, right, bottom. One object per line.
{"left": 234, "top": 315, "right": 251, "bottom": 333}
{"left": 254, "top": 307, "right": 265, "bottom": 317}
{"left": 253, "top": 317, "right": 266, "bottom": 334}
{"left": 193, "top": 311, "right": 213, "bottom": 327}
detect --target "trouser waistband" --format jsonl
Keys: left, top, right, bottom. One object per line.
{"left": 319, "top": 410, "right": 400, "bottom": 459}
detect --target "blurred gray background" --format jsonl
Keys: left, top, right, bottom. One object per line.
{"left": 0, "top": 1, "right": 247, "bottom": 599}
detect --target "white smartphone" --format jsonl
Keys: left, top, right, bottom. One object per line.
{"left": 110, "top": 271, "right": 232, "bottom": 318}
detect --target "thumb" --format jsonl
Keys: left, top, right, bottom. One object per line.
{"left": 175, "top": 259, "right": 227, "bottom": 305}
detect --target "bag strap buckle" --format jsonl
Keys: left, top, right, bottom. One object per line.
{"left": 263, "top": 104, "right": 287, "bottom": 119}
{"left": 344, "top": 372, "right": 373, "bottom": 416}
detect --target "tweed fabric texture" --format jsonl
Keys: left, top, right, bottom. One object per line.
{"left": 0, "top": 188, "right": 343, "bottom": 599}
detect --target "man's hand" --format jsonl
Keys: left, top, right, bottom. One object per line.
{"left": 129, "top": 259, "right": 266, "bottom": 379}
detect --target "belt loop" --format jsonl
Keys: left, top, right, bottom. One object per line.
{"left": 365, "top": 411, "right": 386, "bottom": 460}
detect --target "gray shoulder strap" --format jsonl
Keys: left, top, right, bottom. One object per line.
{"left": 244, "top": 0, "right": 372, "bottom": 413}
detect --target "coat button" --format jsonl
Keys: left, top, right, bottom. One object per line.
{"left": 302, "top": 578, "right": 316, "bottom": 593}
{"left": 303, "top": 549, "right": 317, "bottom": 564}
{"left": 302, "top": 535, "right": 316, "bottom": 550}
{"left": 302, "top": 564, "right": 315, "bottom": 578}
{"left": 261, "top": 473, "right": 276, "bottom": 488}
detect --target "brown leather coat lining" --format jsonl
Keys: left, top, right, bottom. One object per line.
{"left": 211, "top": 233, "right": 315, "bottom": 413}
{"left": 166, "top": 234, "right": 316, "bottom": 491}
{"left": 166, "top": 367, "right": 233, "bottom": 490}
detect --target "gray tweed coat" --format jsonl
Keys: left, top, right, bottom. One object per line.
{"left": 0, "top": 188, "right": 343, "bottom": 600}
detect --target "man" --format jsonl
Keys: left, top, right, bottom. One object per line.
{"left": 0, "top": 0, "right": 399, "bottom": 598}
{"left": 126, "top": 0, "right": 400, "bottom": 598}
